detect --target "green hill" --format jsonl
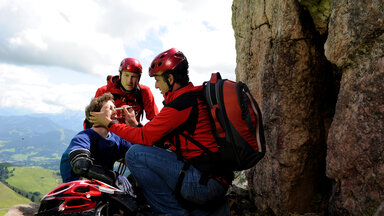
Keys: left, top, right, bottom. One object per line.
{"left": 5, "top": 166, "right": 62, "bottom": 202}
{"left": 0, "top": 181, "right": 32, "bottom": 216}
{"left": 0, "top": 164, "right": 62, "bottom": 215}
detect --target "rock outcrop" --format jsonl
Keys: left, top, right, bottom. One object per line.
{"left": 5, "top": 204, "right": 38, "bottom": 216}
{"left": 232, "top": 0, "right": 384, "bottom": 215}
{"left": 325, "top": 0, "right": 384, "bottom": 215}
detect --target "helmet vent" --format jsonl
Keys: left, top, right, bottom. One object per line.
{"left": 39, "top": 199, "right": 64, "bottom": 212}
{"left": 52, "top": 185, "right": 69, "bottom": 194}
{"left": 157, "top": 62, "right": 163, "bottom": 67}
{"left": 67, "top": 199, "right": 87, "bottom": 207}
{"left": 160, "top": 54, "right": 166, "bottom": 59}
{"left": 74, "top": 187, "right": 90, "bottom": 193}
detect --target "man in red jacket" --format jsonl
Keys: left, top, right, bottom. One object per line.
{"left": 90, "top": 48, "right": 232, "bottom": 215}
{"left": 85, "top": 57, "right": 159, "bottom": 128}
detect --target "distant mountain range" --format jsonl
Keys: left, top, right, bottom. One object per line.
{"left": 0, "top": 112, "right": 84, "bottom": 170}
{"left": 0, "top": 108, "right": 85, "bottom": 132}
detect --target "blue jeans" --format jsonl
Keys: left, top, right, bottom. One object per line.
{"left": 125, "top": 144, "right": 230, "bottom": 216}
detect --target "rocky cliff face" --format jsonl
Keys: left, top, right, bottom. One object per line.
{"left": 232, "top": 0, "right": 384, "bottom": 215}
{"left": 325, "top": 0, "right": 384, "bottom": 215}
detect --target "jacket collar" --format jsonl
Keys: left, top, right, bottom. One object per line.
{"left": 164, "top": 82, "right": 203, "bottom": 104}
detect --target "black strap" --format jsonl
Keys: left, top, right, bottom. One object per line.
{"left": 174, "top": 161, "right": 227, "bottom": 210}
{"left": 180, "top": 133, "right": 213, "bottom": 156}
{"left": 174, "top": 162, "right": 218, "bottom": 210}
{"left": 178, "top": 133, "right": 217, "bottom": 186}
{"left": 175, "top": 134, "right": 183, "bottom": 161}
{"left": 112, "top": 87, "right": 144, "bottom": 121}
{"left": 136, "top": 87, "right": 144, "bottom": 121}
{"left": 174, "top": 162, "right": 190, "bottom": 204}
{"left": 237, "top": 82, "right": 254, "bottom": 135}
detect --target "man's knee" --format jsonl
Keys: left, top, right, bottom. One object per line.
{"left": 125, "top": 144, "right": 144, "bottom": 163}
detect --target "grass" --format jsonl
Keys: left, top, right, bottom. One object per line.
{"left": 0, "top": 181, "right": 32, "bottom": 216}
{"left": 30, "top": 156, "right": 58, "bottom": 161}
{"left": 6, "top": 166, "right": 62, "bottom": 199}
{"left": 11, "top": 152, "right": 38, "bottom": 161}
{"left": 0, "top": 148, "right": 15, "bottom": 153}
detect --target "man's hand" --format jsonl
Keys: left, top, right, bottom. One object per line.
{"left": 89, "top": 110, "right": 111, "bottom": 128}
{"left": 123, "top": 106, "right": 139, "bottom": 127}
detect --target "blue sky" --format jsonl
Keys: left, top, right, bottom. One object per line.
{"left": 0, "top": 0, "right": 236, "bottom": 116}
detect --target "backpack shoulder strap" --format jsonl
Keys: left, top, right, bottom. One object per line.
{"left": 179, "top": 133, "right": 213, "bottom": 155}
{"left": 169, "top": 92, "right": 200, "bottom": 161}
{"left": 209, "top": 72, "right": 222, "bottom": 83}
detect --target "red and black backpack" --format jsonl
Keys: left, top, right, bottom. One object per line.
{"left": 181, "top": 72, "right": 266, "bottom": 172}
{"left": 172, "top": 72, "right": 266, "bottom": 209}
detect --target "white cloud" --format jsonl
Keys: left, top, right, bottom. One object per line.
{"left": 0, "top": 64, "right": 99, "bottom": 113}
{"left": 156, "top": 0, "right": 236, "bottom": 83}
{"left": 0, "top": 0, "right": 236, "bottom": 115}
{"left": 0, "top": 0, "right": 126, "bottom": 76}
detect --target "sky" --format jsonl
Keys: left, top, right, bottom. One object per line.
{"left": 0, "top": 0, "right": 236, "bottom": 116}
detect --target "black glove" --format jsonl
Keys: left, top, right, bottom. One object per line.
{"left": 69, "top": 149, "right": 93, "bottom": 175}
{"left": 69, "top": 148, "right": 116, "bottom": 185}
{"left": 86, "top": 165, "right": 117, "bottom": 186}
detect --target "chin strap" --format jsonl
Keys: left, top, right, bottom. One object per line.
{"left": 121, "top": 85, "right": 133, "bottom": 93}
{"left": 165, "top": 75, "right": 175, "bottom": 93}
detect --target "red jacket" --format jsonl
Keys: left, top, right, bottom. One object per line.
{"left": 109, "top": 83, "right": 218, "bottom": 159}
{"left": 95, "top": 75, "right": 159, "bottom": 122}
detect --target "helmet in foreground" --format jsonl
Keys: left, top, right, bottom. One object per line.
{"left": 149, "top": 48, "right": 186, "bottom": 77}
{"left": 36, "top": 179, "right": 121, "bottom": 215}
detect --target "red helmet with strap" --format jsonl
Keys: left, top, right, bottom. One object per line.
{"left": 149, "top": 48, "right": 186, "bottom": 77}
{"left": 119, "top": 58, "right": 142, "bottom": 74}
{"left": 36, "top": 179, "right": 122, "bottom": 214}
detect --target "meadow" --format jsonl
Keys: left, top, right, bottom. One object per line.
{"left": 0, "top": 181, "right": 32, "bottom": 216}
{"left": 0, "top": 165, "right": 62, "bottom": 215}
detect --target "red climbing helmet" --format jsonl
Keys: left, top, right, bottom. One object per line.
{"left": 119, "top": 57, "right": 142, "bottom": 74}
{"left": 149, "top": 48, "right": 186, "bottom": 77}
{"left": 36, "top": 179, "right": 122, "bottom": 215}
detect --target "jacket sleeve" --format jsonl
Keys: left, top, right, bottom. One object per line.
{"left": 69, "top": 131, "right": 92, "bottom": 151}
{"left": 141, "top": 85, "right": 159, "bottom": 121}
{"left": 109, "top": 105, "right": 192, "bottom": 146}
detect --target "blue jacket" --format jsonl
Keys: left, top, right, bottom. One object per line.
{"left": 60, "top": 128, "right": 132, "bottom": 182}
